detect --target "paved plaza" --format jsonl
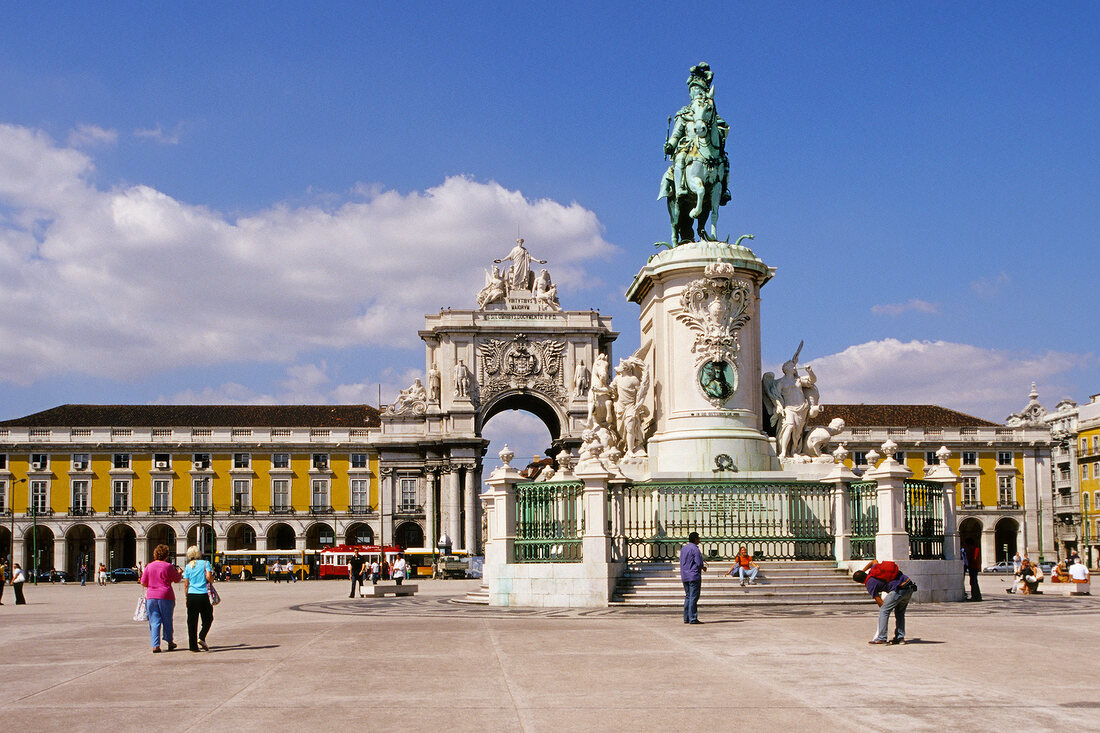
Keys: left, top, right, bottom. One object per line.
{"left": 2, "top": 575, "right": 1098, "bottom": 732}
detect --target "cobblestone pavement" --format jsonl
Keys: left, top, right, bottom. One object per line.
{"left": 2, "top": 577, "right": 1098, "bottom": 732}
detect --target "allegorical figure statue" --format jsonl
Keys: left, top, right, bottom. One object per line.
{"left": 453, "top": 359, "right": 471, "bottom": 398}
{"left": 494, "top": 238, "right": 547, "bottom": 292}
{"left": 659, "top": 62, "right": 731, "bottom": 244}
{"left": 587, "top": 352, "right": 615, "bottom": 437}
{"left": 427, "top": 363, "right": 441, "bottom": 404}
{"left": 762, "top": 341, "right": 822, "bottom": 459}
{"left": 532, "top": 268, "right": 562, "bottom": 311}
{"left": 476, "top": 265, "right": 507, "bottom": 309}
{"left": 388, "top": 378, "right": 428, "bottom": 415}
{"left": 572, "top": 360, "right": 590, "bottom": 400}
{"left": 610, "top": 348, "right": 652, "bottom": 458}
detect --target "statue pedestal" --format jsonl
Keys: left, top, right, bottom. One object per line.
{"left": 626, "top": 241, "right": 779, "bottom": 475}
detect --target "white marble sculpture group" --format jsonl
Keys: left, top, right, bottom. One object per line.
{"left": 476, "top": 238, "right": 561, "bottom": 311}
{"left": 578, "top": 345, "right": 652, "bottom": 465}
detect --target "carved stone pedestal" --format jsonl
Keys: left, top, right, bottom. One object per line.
{"left": 626, "top": 240, "right": 779, "bottom": 476}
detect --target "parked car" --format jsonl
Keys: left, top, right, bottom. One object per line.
{"left": 1039, "top": 561, "right": 1056, "bottom": 574}
{"left": 31, "top": 569, "right": 74, "bottom": 583}
{"left": 983, "top": 561, "right": 1012, "bottom": 573}
{"left": 109, "top": 567, "right": 140, "bottom": 582}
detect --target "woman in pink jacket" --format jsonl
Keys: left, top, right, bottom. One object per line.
{"left": 140, "top": 544, "right": 182, "bottom": 653}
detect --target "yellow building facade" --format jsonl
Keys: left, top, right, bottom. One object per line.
{"left": 1076, "top": 396, "right": 1100, "bottom": 566}
{"left": 0, "top": 405, "right": 398, "bottom": 577}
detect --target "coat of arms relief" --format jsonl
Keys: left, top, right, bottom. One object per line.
{"left": 476, "top": 334, "right": 567, "bottom": 404}
{"left": 675, "top": 262, "right": 753, "bottom": 406}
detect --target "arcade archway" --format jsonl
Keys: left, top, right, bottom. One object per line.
{"left": 994, "top": 517, "right": 1019, "bottom": 563}
{"left": 395, "top": 521, "right": 424, "bottom": 549}
{"left": 345, "top": 522, "right": 374, "bottom": 545}
{"left": 106, "top": 524, "right": 135, "bottom": 570}
{"left": 226, "top": 522, "right": 257, "bottom": 551}
{"left": 24, "top": 525, "right": 54, "bottom": 574}
{"left": 66, "top": 524, "right": 96, "bottom": 576}
{"left": 267, "top": 523, "right": 296, "bottom": 550}
{"left": 187, "top": 524, "right": 214, "bottom": 557}
{"left": 305, "top": 522, "right": 334, "bottom": 549}
{"left": 145, "top": 524, "right": 177, "bottom": 563}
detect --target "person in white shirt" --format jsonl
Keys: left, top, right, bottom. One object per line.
{"left": 370, "top": 560, "right": 380, "bottom": 585}
{"left": 1069, "top": 563, "right": 1090, "bottom": 582}
{"left": 391, "top": 554, "right": 408, "bottom": 586}
{"left": 285, "top": 560, "right": 296, "bottom": 582}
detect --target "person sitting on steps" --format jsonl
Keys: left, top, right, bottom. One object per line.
{"left": 726, "top": 545, "right": 759, "bottom": 586}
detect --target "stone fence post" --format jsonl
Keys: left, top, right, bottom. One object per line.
{"left": 926, "top": 445, "right": 961, "bottom": 562}
{"left": 575, "top": 461, "right": 613, "bottom": 565}
{"left": 823, "top": 446, "right": 859, "bottom": 563}
{"left": 865, "top": 440, "right": 913, "bottom": 562}
{"left": 481, "top": 454, "right": 520, "bottom": 572}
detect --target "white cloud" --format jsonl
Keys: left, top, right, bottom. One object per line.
{"left": 970, "top": 271, "right": 1012, "bottom": 298}
{"left": 481, "top": 410, "right": 554, "bottom": 475}
{"left": 804, "top": 338, "right": 1093, "bottom": 421}
{"left": 870, "top": 299, "right": 940, "bottom": 316}
{"left": 134, "top": 124, "right": 185, "bottom": 145}
{"left": 67, "top": 124, "right": 117, "bottom": 148}
{"left": 0, "top": 123, "right": 616, "bottom": 385}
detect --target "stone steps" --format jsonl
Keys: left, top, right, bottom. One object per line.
{"left": 612, "top": 560, "right": 868, "bottom": 607}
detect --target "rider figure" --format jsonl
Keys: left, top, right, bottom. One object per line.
{"left": 663, "top": 63, "right": 731, "bottom": 205}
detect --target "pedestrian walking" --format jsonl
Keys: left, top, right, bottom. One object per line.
{"left": 963, "top": 540, "right": 981, "bottom": 601}
{"left": 370, "top": 559, "right": 380, "bottom": 585}
{"left": 0, "top": 562, "right": 6, "bottom": 604}
{"left": 852, "top": 560, "right": 917, "bottom": 644}
{"left": 97, "top": 562, "right": 107, "bottom": 586}
{"left": 680, "top": 531, "right": 706, "bottom": 624}
{"left": 79, "top": 561, "right": 88, "bottom": 587}
{"left": 140, "top": 544, "right": 181, "bottom": 653}
{"left": 12, "top": 563, "right": 26, "bottom": 605}
{"left": 182, "top": 546, "right": 214, "bottom": 652}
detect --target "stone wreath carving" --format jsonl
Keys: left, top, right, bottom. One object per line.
{"left": 675, "top": 263, "right": 752, "bottom": 367}
{"left": 476, "top": 334, "right": 567, "bottom": 404}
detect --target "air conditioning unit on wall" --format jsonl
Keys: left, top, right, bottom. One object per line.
{"left": 31, "top": 461, "right": 45, "bottom": 470}
{"left": 155, "top": 461, "right": 168, "bottom": 469}
{"left": 73, "top": 461, "right": 87, "bottom": 470}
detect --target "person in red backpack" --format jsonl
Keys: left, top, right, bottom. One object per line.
{"left": 852, "top": 560, "right": 916, "bottom": 645}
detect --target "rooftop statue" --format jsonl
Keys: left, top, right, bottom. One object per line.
{"left": 494, "top": 238, "right": 547, "bottom": 292}
{"left": 659, "top": 62, "right": 731, "bottom": 244}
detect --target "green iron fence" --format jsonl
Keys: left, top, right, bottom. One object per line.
{"left": 905, "top": 479, "right": 945, "bottom": 559}
{"left": 514, "top": 481, "right": 584, "bottom": 563}
{"left": 618, "top": 481, "right": 834, "bottom": 562}
{"left": 848, "top": 480, "right": 878, "bottom": 560}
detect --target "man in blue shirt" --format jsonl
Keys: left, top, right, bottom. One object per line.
{"left": 680, "top": 532, "right": 706, "bottom": 624}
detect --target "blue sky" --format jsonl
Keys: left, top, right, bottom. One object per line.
{"left": 1, "top": 3, "right": 1098, "bottom": 460}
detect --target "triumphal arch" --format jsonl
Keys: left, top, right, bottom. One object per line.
{"left": 374, "top": 239, "right": 616, "bottom": 554}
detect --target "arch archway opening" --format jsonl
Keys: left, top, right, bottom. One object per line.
{"left": 395, "top": 521, "right": 424, "bottom": 549}
{"left": 106, "top": 524, "right": 135, "bottom": 571}
{"left": 145, "top": 524, "right": 177, "bottom": 564}
{"left": 306, "top": 523, "right": 334, "bottom": 550}
{"left": 226, "top": 522, "right": 257, "bottom": 551}
{"left": 187, "top": 524, "right": 215, "bottom": 558}
{"left": 24, "top": 525, "right": 55, "bottom": 575}
{"left": 994, "top": 518, "right": 1020, "bottom": 563}
{"left": 345, "top": 523, "right": 374, "bottom": 546}
{"left": 66, "top": 524, "right": 96, "bottom": 576}
{"left": 0, "top": 527, "right": 12, "bottom": 567}
{"left": 481, "top": 406, "right": 556, "bottom": 478}
{"left": 267, "top": 523, "right": 296, "bottom": 551}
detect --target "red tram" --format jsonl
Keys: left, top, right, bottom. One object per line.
{"left": 318, "top": 544, "right": 403, "bottom": 579}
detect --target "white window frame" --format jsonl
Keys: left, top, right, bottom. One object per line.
{"left": 0, "top": 479, "right": 8, "bottom": 513}
{"left": 152, "top": 479, "right": 171, "bottom": 512}
{"left": 192, "top": 477, "right": 211, "bottom": 510}
{"left": 350, "top": 453, "right": 368, "bottom": 469}
{"left": 0, "top": 454, "right": 6, "bottom": 470}
{"left": 71, "top": 479, "right": 90, "bottom": 513}
{"left": 924, "top": 451, "right": 939, "bottom": 465}
{"left": 72, "top": 453, "right": 90, "bottom": 471}
{"left": 997, "top": 451, "right": 1012, "bottom": 466}
{"left": 233, "top": 452, "right": 251, "bottom": 469}
{"left": 193, "top": 453, "right": 211, "bottom": 470}
{"left": 962, "top": 451, "right": 977, "bottom": 466}
{"left": 272, "top": 453, "right": 290, "bottom": 469}
{"left": 961, "top": 476, "right": 978, "bottom": 505}
{"left": 311, "top": 478, "right": 330, "bottom": 509}
{"left": 30, "top": 453, "right": 49, "bottom": 471}
{"left": 998, "top": 475, "right": 1014, "bottom": 505}
{"left": 350, "top": 478, "right": 370, "bottom": 510}
{"left": 272, "top": 479, "right": 290, "bottom": 510}
{"left": 312, "top": 453, "right": 329, "bottom": 470}
{"left": 30, "top": 479, "right": 49, "bottom": 513}
{"left": 111, "top": 479, "right": 131, "bottom": 511}
{"left": 153, "top": 453, "right": 171, "bottom": 470}
{"left": 853, "top": 451, "right": 867, "bottom": 466}
{"left": 112, "top": 453, "right": 131, "bottom": 470}
{"left": 232, "top": 478, "right": 252, "bottom": 511}
{"left": 400, "top": 477, "right": 418, "bottom": 511}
